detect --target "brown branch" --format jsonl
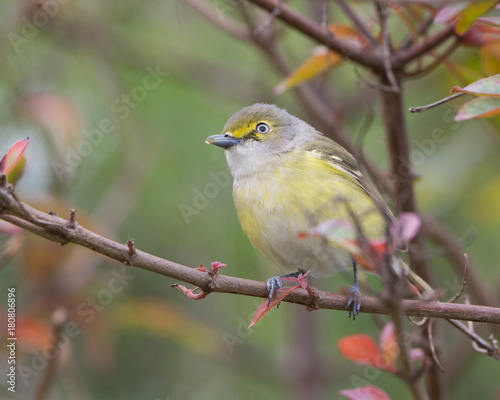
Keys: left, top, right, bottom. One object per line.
{"left": 245, "top": 0, "right": 384, "bottom": 71}
{"left": 379, "top": 75, "right": 431, "bottom": 284}
{"left": 1, "top": 186, "right": 500, "bottom": 325}
{"left": 405, "top": 39, "right": 460, "bottom": 79}
{"left": 399, "top": 14, "right": 435, "bottom": 50}
{"left": 392, "top": 23, "right": 456, "bottom": 69}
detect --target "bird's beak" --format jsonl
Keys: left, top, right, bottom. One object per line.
{"left": 205, "top": 134, "right": 242, "bottom": 149}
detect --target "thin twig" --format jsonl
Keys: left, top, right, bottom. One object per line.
{"left": 392, "top": 23, "right": 456, "bottom": 69}
{"left": 448, "top": 254, "right": 469, "bottom": 303}
{"left": 354, "top": 67, "right": 398, "bottom": 92}
{"left": 399, "top": 14, "right": 435, "bottom": 50}
{"left": 405, "top": 39, "right": 460, "bottom": 79}
{"left": 409, "top": 93, "right": 466, "bottom": 113}
{"left": 184, "top": 0, "right": 250, "bottom": 41}
{"left": 334, "top": 0, "right": 378, "bottom": 47}
{"left": 254, "top": 0, "right": 282, "bottom": 36}
{"left": 447, "top": 318, "right": 500, "bottom": 360}
{"left": 428, "top": 320, "right": 445, "bottom": 373}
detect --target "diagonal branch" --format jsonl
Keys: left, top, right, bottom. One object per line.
{"left": 392, "top": 23, "right": 456, "bottom": 70}
{"left": 2, "top": 185, "right": 500, "bottom": 325}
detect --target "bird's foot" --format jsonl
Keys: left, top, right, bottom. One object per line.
{"left": 266, "top": 276, "right": 283, "bottom": 307}
{"left": 346, "top": 283, "right": 361, "bottom": 320}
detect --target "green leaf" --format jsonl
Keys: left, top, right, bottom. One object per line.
{"left": 451, "top": 74, "right": 500, "bottom": 96}
{"left": 455, "top": 96, "right": 500, "bottom": 120}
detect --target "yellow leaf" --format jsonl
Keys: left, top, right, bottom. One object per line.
{"left": 480, "top": 43, "right": 500, "bottom": 75}
{"left": 455, "top": 1, "right": 498, "bottom": 35}
{"left": 274, "top": 48, "right": 342, "bottom": 95}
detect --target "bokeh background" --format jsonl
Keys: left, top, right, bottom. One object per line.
{"left": 1, "top": 1, "right": 500, "bottom": 399}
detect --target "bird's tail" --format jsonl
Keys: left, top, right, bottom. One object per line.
{"left": 391, "top": 257, "right": 434, "bottom": 296}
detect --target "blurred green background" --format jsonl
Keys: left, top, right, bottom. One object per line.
{"left": 1, "top": 1, "right": 500, "bottom": 399}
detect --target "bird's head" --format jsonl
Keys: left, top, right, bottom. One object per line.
{"left": 206, "top": 103, "right": 318, "bottom": 156}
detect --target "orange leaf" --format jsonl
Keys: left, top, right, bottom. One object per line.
{"left": 338, "top": 334, "right": 381, "bottom": 366}
{"left": 340, "top": 385, "right": 392, "bottom": 400}
{"left": 248, "top": 285, "right": 300, "bottom": 328}
{"left": 0, "top": 314, "right": 51, "bottom": 350}
{"left": 352, "top": 239, "right": 388, "bottom": 273}
{"left": 0, "top": 137, "right": 30, "bottom": 175}
{"left": 329, "top": 24, "right": 369, "bottom": 48}
{"left": 274, "top": 48, "right": 342, "bottom": 94}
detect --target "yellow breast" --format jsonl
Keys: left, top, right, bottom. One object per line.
{"left": 232, "top": 149, "right": 386, "bottom": 276}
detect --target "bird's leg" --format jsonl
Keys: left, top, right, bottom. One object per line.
{"left": 346, "top": 259, "right": 361, "bottom": 320}
{"left": 266, "top": 271, "right": 302, "bottom": 307}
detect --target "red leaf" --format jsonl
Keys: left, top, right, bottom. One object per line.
{"left": 340, "top": 386, "right": 392, "bottom": 400}
{"left": 280, "top": 270, "right": 311, "bottom": 291}
{"left": 338, "top": 334, "right": 381, "bottom": 366}
{"left": 248, "top": 285, "right": 300, "bottom": 328}
{"left": 172, "top": 284, "right": 208, "bottom": 300}
{"left": 211, "top": 261, "right": 226, "bottom": 273}
{"left": 0, "top": 137, "right": 30, "bottom": 175}
{"left": 378, "top": 323, "right": 398, "bottom": 372}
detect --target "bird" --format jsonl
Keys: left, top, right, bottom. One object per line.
{"left": 206, "top": 103, "right": 430, "bottom": 318}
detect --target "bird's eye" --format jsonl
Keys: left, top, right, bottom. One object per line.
{"left": 256, "top": 122, "right": 270, "bottom": 134}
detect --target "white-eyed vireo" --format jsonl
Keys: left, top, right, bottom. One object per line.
{"left": 206, "top": 103, "right": 429, "bottom": 318}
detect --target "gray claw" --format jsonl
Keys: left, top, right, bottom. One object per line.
{"left": 346, "top": 283, "right": 361, "bottom": 320}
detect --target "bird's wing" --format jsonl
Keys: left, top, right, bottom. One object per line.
{"left": 303, "top": 135, "right": 394, "bottom": 222}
